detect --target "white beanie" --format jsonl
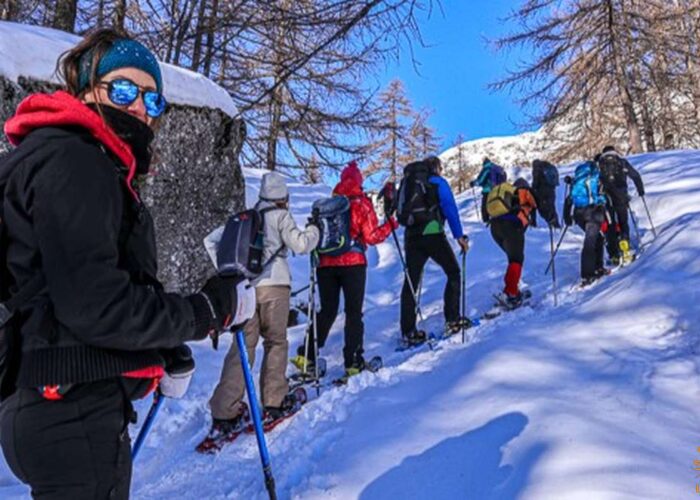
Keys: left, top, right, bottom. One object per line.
{"left": 260, "top": 172, "right": 289, "bottom": 201}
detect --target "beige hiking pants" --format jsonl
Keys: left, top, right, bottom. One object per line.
{"left": 209, "top": 285, "right": 290, "bottom": 420}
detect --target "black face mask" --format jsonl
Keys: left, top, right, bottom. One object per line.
{"left": 87, "top": 103, "right": 155, "bottom": 175}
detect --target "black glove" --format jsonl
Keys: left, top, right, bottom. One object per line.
{"left": 469, "top": 180, "right": 476, "bottom": 188}
{"left": 638, "top": 188, "right": 645, "bottom": 197}
{"left": 564, "top": 175, "right": 572, "bottom": 185}
{"left": 564, "top": 213, "right": 573, "bottom": 227}
{"left": 187, "top": 275, "right": 255, "bottom": 347}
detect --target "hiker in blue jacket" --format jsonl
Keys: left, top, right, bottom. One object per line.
{"left": 399, "top": 156, "right": 469, "bottom": 344}
{"left": 470, "top": 157, "right": 507, "bottom": 222}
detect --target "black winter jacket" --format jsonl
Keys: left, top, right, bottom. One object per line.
{"left": 1, "top": 126, "right": 198, "bottom": 388}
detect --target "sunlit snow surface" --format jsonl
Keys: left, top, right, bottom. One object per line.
{"left": 1, "top": 149, "right": 699, "bottom": 499}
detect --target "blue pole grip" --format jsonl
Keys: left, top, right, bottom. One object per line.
{"left": 236, "top": 329, "right": 272, "bottom": 469}
{"left": 132, "top": 390, "right": 164, "bottom": 459}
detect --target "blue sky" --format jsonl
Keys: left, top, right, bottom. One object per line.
{"left": 376, "top": 0, "right": 531, "bottom": 151}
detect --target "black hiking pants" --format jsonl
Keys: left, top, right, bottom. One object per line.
{"left": 401, "top": 233, "right": 461, "bottom": 335}
{"left": 309, "top": 264, "right": 367, "bottom": 369}
{"left": 574, "top": 206, "right": 606, "bottom": 279}
{"left": 1, "top": 379, "right": 132, "bottom": 499}
{"left": 489, "top": 218, "right": 525, "bottom": 265}
{"left": 605, "top": 195, "right": 631, "bottom": 258}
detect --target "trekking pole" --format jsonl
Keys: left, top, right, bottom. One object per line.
{"left": 548, "top": 225, "right": 558, "bottom": 307}
{"left": 389, "top": 227, "right": 424, "bottom": 323}
{"left": 311, "top": 254, "right": 321, "bottom": 396}
{"left": 236, "top": 329, "right": 277, "bottom": 500}
{"left": 131, "top": 389, "right": 164, "bottom": 460}
{"left": 460, "top": 250, "right": 467, "bottom": 343}
{"left": 302, "top": 252, "right": 321, "bottom": 396}
{"left": 471, "top": 186, "right": 481, "bottom": 221}
{"left": 641, "top": 195, "right": 657, "bottom": 239}
{"left": 544, "top": 225, "right": 569, "bottom": 275}
{"left": 291, "top": 284, "right": 310, "bottom": 298}
{"left": 545, "top": 181, "right": 571, "bottom": 276}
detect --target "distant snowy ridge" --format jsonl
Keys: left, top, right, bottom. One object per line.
{"left": 0, "top": 21, "right": 237, "bottom": 117}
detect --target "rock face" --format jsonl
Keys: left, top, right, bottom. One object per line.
{"left": 1, "top": 76, "right": 246, "bottom": 293}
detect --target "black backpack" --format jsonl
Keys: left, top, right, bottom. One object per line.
{"left": 541, "top": 162, "right": 559, "bottom": 187}
{"left": 216, "top": 207, "right": 284, "bottom": 278}
{"left": 396, "top": 161, "right": 440, "bottom": 227}
{"left": 598, "top": 154, "right": 626, "bottom": 186}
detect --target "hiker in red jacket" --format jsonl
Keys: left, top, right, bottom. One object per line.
{"left": 294, "top": 161, "right": 397, "bottom": 379}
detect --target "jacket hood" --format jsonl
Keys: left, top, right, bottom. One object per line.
{"left": 4, "top": 91, "right": 139, "bottom": 199}
{"left": 260, "top": 171, "right": 289, "bottom": 201}
{"left": 334, "top": 160, "right": 363, "bottom": 197}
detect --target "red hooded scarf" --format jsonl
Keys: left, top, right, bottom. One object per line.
{"left": 4, "top": 91, "right": 140, "bottom": 201}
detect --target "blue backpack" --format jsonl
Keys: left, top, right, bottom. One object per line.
{"left": 571, "top": 162, "right": 606, "bottom": 208}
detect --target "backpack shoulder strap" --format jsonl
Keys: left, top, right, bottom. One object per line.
{"left": 258, "top": 205, "right": 287, "bottom": 269}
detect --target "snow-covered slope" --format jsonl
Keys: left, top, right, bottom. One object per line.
{"left": 0, "top": 21, "right": 237, "bottom": 117}
{"left": 440, "top": 129, "right": 552, "bottom": 171}
{"left": 1, "top": 151, "right": 698, "bottom": 499}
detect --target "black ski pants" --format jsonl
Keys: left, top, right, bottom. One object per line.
{"left": 605, "top": 195, "right": 631, "bottom": 257}
{"left": 1, "top": 379, "right": 132, "bottom": 499}
{"left": 574, "top": 206, "right": 606, "bottom": 279}
{"left": 489, "top": 218, "right": 525, "bottom": 265}
{"left": 310, "top": 264, "right": 367, "bottom": 369}
{"left": 401, "top": 233, "right": 461, "bottom": 335}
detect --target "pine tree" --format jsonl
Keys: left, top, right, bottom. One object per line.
{"left": 364, "top": 79, "right": 416, "bottom": 182}
{"left": 407, "top": 108, "right": 441, "bottom": 159}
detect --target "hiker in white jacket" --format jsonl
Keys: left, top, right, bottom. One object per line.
{"left": 207, "top": 172, "right": 319, "bottom": 435}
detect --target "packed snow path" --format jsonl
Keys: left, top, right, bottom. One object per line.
{"left": 1, "top": 151, "right": 699, "bottom": 499}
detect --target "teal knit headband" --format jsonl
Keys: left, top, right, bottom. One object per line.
{"left": 78, "top": 39, "right": 163, "bottom": 93}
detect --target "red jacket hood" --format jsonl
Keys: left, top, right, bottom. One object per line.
{"left": 4, "top": 91, "right": 139, "bottom": 199}
{"left": 334, "top": 160, "right": 363, "bottom": 197}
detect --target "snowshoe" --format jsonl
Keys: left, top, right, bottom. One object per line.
{"left": 396, "top": 329, "right": 428, "bottom": 351}
{"left": 431, "top": 317, "right": 475, "bottom": 341}
{"left": 332, "top": 356, "right": 383, "bottom": 386}
{"left": 493, "top": 290, "right": 532, "bottom": 310}
{"left": 254, "top": 387, "right": 308, "bottom": 433}
{"left": 195, "top": 403, "right": 250, "bottom": 454}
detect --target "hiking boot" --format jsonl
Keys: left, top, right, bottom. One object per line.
{"left": 619, "top": 239, "right": 633, "bottom": 263}
{"left": 290, "top": 354, "right": 316, "bottom": 374}
{"left": 263, "top": 392, "right": 299, "bottom": 421}
{"left": 446, "top": 317, "right": 472, "bottom": 335}
{"left": 207, "top": 411, "right": 248, "bottom": 441}
{"left": 403, "top": 329, "right": 427, "bottom": 346}
{"left": 593, "top": 267, "right": 610, "bottom": 279}
{"left": 581, "top": 277, "right": 596, "bottom": 287}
